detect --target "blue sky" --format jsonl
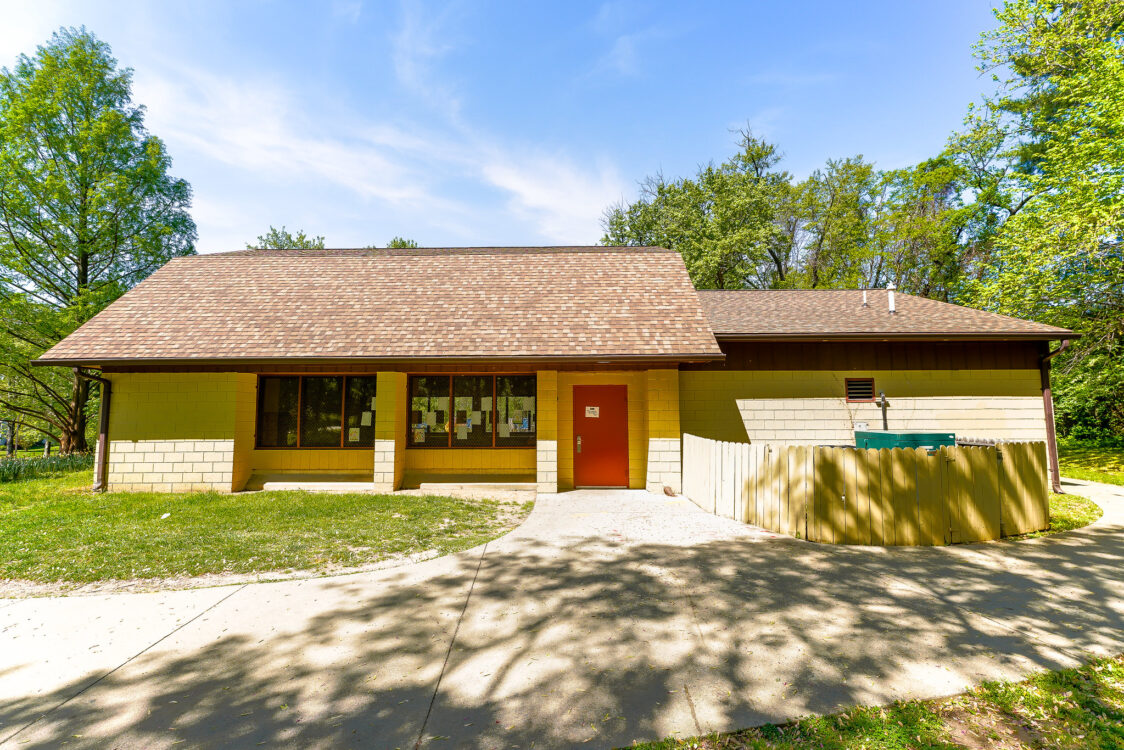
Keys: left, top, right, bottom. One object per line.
{"left": 2, "top": 1, "right": 1000, "bottom": 253}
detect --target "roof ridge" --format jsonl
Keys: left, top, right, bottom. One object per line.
{"left": 203, "top": 245, "right": 672, "bottom": 258}
{"left": 696, "top": 288, "right": 889, "bottom": 292}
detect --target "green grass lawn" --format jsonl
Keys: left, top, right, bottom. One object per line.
{"left": 629, "top": 654, "right": 1124, "bottom": 749}
{"left": 1002, "top": 492, "right": 1104, "bottom": 541}
{"left": 0, "top": 467, "right": 530, "bottom": 584}
{"left": 1058, "top": 439, "right": 1124, "bottom": 486}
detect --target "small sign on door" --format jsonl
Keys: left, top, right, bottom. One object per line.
{"left": 585, "top": 406, "right": 600, "bottom": 418}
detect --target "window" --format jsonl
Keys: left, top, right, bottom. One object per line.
{"left": 453, "top": 375, "right": 492, "bottom": 447}
{"left": 257, "top": 377, "right": 299, "bottom": 447}
{"left": 408, "top": 376, "right": 450, "bottom": 447}
{"left": 496, "top": 375, "right": 536, "bottom": 447}
{"left": 344, "top": 377, "right": 379, "bottom": 447}
{"left": 256, "top": 375, "right": 377, "bottom": 448}
{"left": 408, "top": 374, "right": 537, "bottom": 448}
{"left": 300, "top": 377, "right": 342, "bottom": 447}
{"left": 845, "top": 377, "right": 876, "bottom": 402}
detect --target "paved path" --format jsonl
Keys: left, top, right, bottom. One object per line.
{"left": 2, "top": 480, "right": 1123, "bottom": 749}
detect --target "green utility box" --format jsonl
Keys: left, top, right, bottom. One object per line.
{"left": 854, "top": 431, "right": 956, "bottom": 450}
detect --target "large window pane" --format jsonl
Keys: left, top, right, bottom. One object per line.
{"left": 300, "top": 377, "right": 343, "bottom": 447}
{"left": 453, "top": 376, "right": 493, "bottom": 447}
{"left": 257, "top": 377, "right": 299, "bottom": 447}
{"left": 409, "top": 376, "right": 450, "bottom": 447}
{"left": 343, "top": 376, "right": 378, "bottom": 447}
{"left": 496, "top": 375, "right": 536, "bottom": 447}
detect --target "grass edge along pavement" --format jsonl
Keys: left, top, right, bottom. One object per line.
{"left": 1, "top": 467, "right": 531, "bottom": 584}
{"left": 627, "top": 654, "right": 1124, "bottom": 750}
{"left": 0, "top": 461, "right": 1105, "bottom": 585}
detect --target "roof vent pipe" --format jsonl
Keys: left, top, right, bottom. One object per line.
{"left": 887, "top": 283, "right": 897, "bottom": 314}
{"left": 862, "top": 290, "right": 868, "bottom": 308}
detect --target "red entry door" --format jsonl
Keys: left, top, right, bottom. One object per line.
{"left": 573, "top": 385, "right": 629, "bottom": 488}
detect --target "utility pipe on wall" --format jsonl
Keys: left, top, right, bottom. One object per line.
{"left": 1039, "top": 341, "right": 1070, "bottom": 494}
{"left": 75, "top": 368, "right": 112, "bottom": 493}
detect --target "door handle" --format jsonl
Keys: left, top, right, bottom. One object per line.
{"left": 576, "top": 435, "right": 582, "bottom": 453}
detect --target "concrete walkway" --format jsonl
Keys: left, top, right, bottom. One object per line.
{"left": 2, "top": 479, "right": 1123, "bottom": 749}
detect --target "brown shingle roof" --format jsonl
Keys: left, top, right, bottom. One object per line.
{"left": 699, "top": 289, "right": 1074, "bottom": 340}
{"left": 37, "top": 246, "right": 724, "bottom": 365}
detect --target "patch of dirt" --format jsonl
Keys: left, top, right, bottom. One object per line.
{"left": 937, "top": 700, "right": 1041, "bottom": 749}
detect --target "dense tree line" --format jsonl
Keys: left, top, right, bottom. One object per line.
{"left": 604, "top": 0, "right": 1124, "bottom": 440}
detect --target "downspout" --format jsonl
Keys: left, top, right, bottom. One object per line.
{"left": 1039, "top": 340, "right": 1070, "bottom": 495}
{"left": 75, "top": 368, "right": 112, "bottom": 493}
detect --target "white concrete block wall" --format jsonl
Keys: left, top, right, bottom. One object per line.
{"left": 372, "top": 438, "right": 396, "bottom": 491}
{"left": 645, "top": 369, "right": 682, "bottom": 493}
{"left": 107, "top": 439, "right": 235, "bottom": 492}
{"left": 680, "top": 369, "right": 1048, "bottom": 446}
{"left": 645, "top": 437, "right": 682, "bottom": 493}
{"left": 536, "top": 439, "right": 558, "bottom": 494}
{"left": 736, "top": 396, "right": 1047, "bottom": 445}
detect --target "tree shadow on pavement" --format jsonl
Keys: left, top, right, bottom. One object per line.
{"left": 2, "top": 515, "right": 1122, "bottom": 749}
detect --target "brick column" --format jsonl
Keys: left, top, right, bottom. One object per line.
{"left": 645, "top": 369, "right": 682, "bottom": 494}
{"left": 536, "top": 370, "right": 558, "bottom": 494}
{"left": 373, "top": 371, "right": 406, "bottom": 491}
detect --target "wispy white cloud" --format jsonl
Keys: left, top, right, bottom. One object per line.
{"left": 739, "top": 106, "right": 787, "bottom": 139}
{"left": 134, "top": 66, "right": 433, "bottom": 205}
{"left": 4, "top": 1, "right": 625, "bottom": 248}
{"left": 0, "top": 0, "right": 74, "bottom": 64}
{"left": 587, "top": 0, "right": 673, "bottom": 79}
{"left": 330, "top": 0, "right": 363, "bottom": 24}
{"left": 390, "top": 0, "right": 464, "bottom": 117}
{"left": 480, "top": 152, "right": 625, "bottom": 243}
{"left": 133, "top": 59, "right": 619, "bottom": 245}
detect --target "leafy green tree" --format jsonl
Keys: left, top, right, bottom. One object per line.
{"left": 247, "top": 226, "right": 325, "bottom": 250}
{"left": 0, "top": 28, "right": 196, "bottom": 453}
{"left": 605, "top": 132, "right": 974, "bottom": 298}
{"left": 386, "top": 236, "right": 418, "bottom": 248}
{"left": 958, "top": 0, "right": 1124, "bottom": 438}
{"left": 790, "top": 156, "right": 880, "bottom": 289}
{"left": 603, "top": 130, "right": 794, "bottom": 288}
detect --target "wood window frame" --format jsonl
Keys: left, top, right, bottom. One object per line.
{"left": 255, "top": 374, "right": 377, "bottom": 449}
{"left": 406, "top": 373, "right": 536, "bottom": 449}
{"left": 844, "top": 377, "right": 876, "bottom": 403}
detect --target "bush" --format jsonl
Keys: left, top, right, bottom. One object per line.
{"left": 0, "top": 453, "right": 93, "bottom": 483}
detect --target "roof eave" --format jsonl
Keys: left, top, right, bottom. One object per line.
{"left": 712, "top": 331, "right": 1079, "bottom": 342}
{"left": 31, "top": 351, "right": 727, "bottom": 368}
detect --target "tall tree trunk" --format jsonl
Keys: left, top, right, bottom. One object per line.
{"left": 4, "top": 421, "right": 12, "bottom": 457}
{"left": 60, "top": 373, "right": 89, "bottom": 454}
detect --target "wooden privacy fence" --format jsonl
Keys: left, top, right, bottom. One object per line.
{"left": 681, "top": 434, "right": 1049, "bottom": 545}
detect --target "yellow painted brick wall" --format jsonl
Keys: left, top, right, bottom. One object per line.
{"left": 403, "top": 448, "right": 536, "bottom": 474}
{"left": 106, "top": 373, "right": 243, "bottom": 492}
{"left": 249, "top": 449, "right": 373, "bottom": 473}
{"left": 558, "top": 371, "right": 647, "bottom": 489}
{"left": 646, "top": 369, "right": 681, "bottom": 493}
{"left": 232, "top": 374, "right": 257, "bottom": 491}
{"left": 680, "top": 369, "right": 1047, "bottom": 445}
{"left": 373, "top": 371, "right": 406, "bottom": 490}
{"left": 536, "top": 370, "right": 558, "bottom": 493}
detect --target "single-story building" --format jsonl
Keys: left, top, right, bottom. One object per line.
{"left": 34, "top": 246, "right": 1075, "bottom": 494}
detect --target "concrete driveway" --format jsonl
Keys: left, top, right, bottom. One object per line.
{"left": 2, "top": 479, "right": 1123, "bottom": 749}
